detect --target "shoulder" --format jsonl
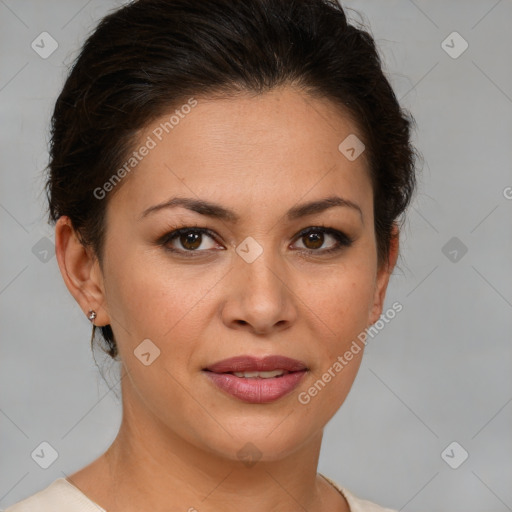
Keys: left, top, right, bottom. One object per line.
{"left": 320, "top": 473, "right": 398, "bottom": 512}
{"left": 2, "top": 478, "right": 105, "bottom": 512}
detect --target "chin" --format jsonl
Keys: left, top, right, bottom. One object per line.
{"left": 195, "top": 421, "right": 317, "bottom": 464}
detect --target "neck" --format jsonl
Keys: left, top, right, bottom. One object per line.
{"left": 107, "top": 413, "right": 324, "bottom": 511}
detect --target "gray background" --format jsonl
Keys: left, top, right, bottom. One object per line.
{"left": 1, "top": 1, "right": 511, "bottom": 510}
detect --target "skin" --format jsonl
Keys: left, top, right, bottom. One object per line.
{"left": 55, "top": 85, "right": 399, "bottom": 512}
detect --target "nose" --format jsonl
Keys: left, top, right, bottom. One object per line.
{"left": 221, "top": 246, "right": 298, "bottom": 335}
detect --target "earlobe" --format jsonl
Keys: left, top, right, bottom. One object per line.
{"left": 368, "top": 224, "right": 399, "bottom": 326}
{"left": 54, "top": 216, "right": 109, "bottom": 326}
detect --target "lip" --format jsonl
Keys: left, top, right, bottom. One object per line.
{"left": 203, "top": 355, "right": 309, "bottom": 404}
{"left": 204, "top": 355, "right": 308, "bottom": 373}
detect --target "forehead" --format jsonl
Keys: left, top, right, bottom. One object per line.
{"left": 109, "top": 86, "right": 372, "bottom": 221}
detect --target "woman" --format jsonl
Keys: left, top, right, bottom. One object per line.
{"left": 5, "top": 0, "right": 418, "bottom": 510}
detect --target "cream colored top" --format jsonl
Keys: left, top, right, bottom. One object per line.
{"left": 3, "top": 474, "right": 397, "bottom": 512}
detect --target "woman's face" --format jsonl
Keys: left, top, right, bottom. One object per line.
{"left": 76, "top": 86, "right": 396, "bottom": 461}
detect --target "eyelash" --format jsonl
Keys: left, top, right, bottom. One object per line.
{"left": 157, "top": 224, "right": 354, "bottom": 258}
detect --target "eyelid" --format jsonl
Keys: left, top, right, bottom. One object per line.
{"left": 157, "top": 225, "right": 222, "bottom": 249}
{"left": 293, "top": 225, "right": 354, "bottom": 244}
{"left": 291, "top": 226, "right": 354, "bottom": 255}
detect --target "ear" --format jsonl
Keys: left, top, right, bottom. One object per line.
{"left": 54, "top": 216, "right": 110, "bottom": 326}
{"left": 368, "top": 223, "right": 399, "bottom": 326}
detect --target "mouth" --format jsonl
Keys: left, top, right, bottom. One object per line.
{"left": 202, "top": 355, "right": 309, "bottom": 404}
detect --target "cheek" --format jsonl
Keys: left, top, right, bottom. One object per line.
{"left": 298, "top": 258, "right": 375, "bottom": 409}
{"left": 103, "top": 247, "right": 225, "bottom": 349}
{"left": 298, "top": 278, "right": 371, "bottom": 420}
{"left": 306, "top": 262, "right": 376, "bottom": 340}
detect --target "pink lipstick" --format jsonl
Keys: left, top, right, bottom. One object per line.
{"left": 203, "top": 355, "right": 308, "bottom": 404}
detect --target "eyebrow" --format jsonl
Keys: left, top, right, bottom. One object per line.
{"left": 139, "top": 195, "right": 363, "bottom": 223}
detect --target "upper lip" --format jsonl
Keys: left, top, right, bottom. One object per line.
{"left": 204, "top": 355, "right": 308, "bottom": 373}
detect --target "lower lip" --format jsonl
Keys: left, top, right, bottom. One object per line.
{"left": 203, "top": 370, "right": 307, "bottom": 404}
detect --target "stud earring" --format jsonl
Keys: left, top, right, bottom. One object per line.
{"left": 88, "top": 310, "right": 97, "bottom": 348}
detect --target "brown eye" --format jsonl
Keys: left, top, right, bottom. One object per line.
{"left": 179, "top": 231, "right": 202, "bottom": 250}
{"left": 292, "top": 226, "right": 353, "bottom": 255}
{"left": 159, "top": 227, "right": 221, "bottom": 255}
{"left": 301, "top": 231, "right": 325, "bottom": 250}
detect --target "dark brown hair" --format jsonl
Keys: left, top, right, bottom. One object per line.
{"left": 45, "top": 0, "right": 420, "bottom": 359}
